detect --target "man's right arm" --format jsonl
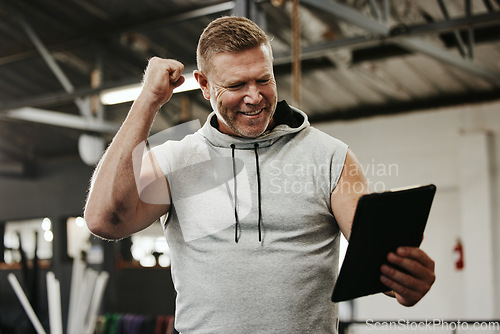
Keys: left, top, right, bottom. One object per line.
{"left": 84, "top": 58, "right": 185, "bottom": 240}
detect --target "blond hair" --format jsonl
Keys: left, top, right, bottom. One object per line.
{"left": 196, "top": 16, "right": 272, "bottom": 76}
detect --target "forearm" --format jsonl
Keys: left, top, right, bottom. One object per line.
{"left": 85, "top": 57, "right": 184, "bottom": 239}
{"left": 84, "top": 95, "right": 161, "bottom": 239}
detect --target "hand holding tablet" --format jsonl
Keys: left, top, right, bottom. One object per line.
{"left": 332, "top": 184, "right": 436, "bottom": 303}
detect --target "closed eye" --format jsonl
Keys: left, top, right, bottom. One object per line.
{"left": 227, "top": 83, "right": 244, "bottom": 90}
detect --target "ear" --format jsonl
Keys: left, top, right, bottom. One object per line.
{"left": 194, "top": 70, "right": 210, "bottom": 100}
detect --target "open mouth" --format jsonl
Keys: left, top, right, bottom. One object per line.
{"left": 240, "top": 108, "right": 264, "bottom": 116}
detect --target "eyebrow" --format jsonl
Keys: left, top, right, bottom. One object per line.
{"left": 224, "top": 74, "right": 272, "bottom": 86}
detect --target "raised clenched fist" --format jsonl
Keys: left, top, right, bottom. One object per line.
{"left": 141, "top": 57, "right": 185, "bottom": 107}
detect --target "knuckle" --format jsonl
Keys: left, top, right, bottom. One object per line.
{"left": 429, "top": 272, "right": 436, "bottom": 285}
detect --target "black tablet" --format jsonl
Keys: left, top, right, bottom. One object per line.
{"left": 331, "top": 184, "right": 436, "bottom": 303}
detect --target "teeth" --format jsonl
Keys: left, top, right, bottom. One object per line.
{"left": 242, "top": 109, "right": 263, "bottom": 116}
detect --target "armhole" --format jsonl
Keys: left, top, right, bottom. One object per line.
{"left": 160, "top": 212, "right": 170, "bottom": 229}
{"left": 151, "top": 142, "right": 172, "bottom": 227}
{"left": 330, "top": 142, "right": 349, "bottom": 194}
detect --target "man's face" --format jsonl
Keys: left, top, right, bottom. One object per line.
{"left": 196, "top": 45, "right": 278, "bottom": 138}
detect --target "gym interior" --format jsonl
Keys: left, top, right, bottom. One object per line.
{"left": 1, "top": 1, "right": 500, "bottom": 333}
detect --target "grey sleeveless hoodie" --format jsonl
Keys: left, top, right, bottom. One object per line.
{"left": 153, "top": 101, "right": 348, "bottom": 333}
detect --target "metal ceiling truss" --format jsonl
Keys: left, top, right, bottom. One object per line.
{"left": 300, "top": 0, "right": 500, "bottom": 83}
{"left": 273, "top": 10, "right": 500, "bottom": 65}
{"left": 437, "top": 0, "right": 470, "bottom": 59}
{"left": 7, "top": 6, "right": 113, "bottom": 132}
{"left": 0, "top": 1, "right": 236, "bottom": 67}
{"left": 0, "top": 1, "right": 238, "bottom": 132}
{"left": 2, "top": 0, "right": 500, "bottom": 121}
{"left": 15, "top": 15, "right": 92, "bottom": 117}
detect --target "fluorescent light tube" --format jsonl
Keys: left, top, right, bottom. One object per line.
{"left": 100, "top": 73, "right": 199, "bottom": 105}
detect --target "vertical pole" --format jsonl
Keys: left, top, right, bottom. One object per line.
{"left": 181, "top": 95, "right": 191, "bottom": 123}
{"left": 51, "top": 216, "right": 70, "bottom": 331}
{"left": 437, "top": 0, "right": 468, "bottom": 58}
{"left": 91, "top": 56, "right": 104, "bottom": 121}
{"left": 465, "top": 0, "right": 475, "bottom": 60}
{"left": 291, "top": 0, "right": 301, "bottom": 107}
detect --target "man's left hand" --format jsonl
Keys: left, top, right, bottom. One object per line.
{"left": 380, "top": 247, "right": 436, "bottom": 307}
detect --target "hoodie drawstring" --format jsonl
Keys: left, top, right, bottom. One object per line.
{"left": 254, "top": 143, "right": 262, "bottom": 242}
{"left": 230, "top": 143, "right": 263, "bottom": 243}
{"left": 230, "top": 144, "right": 240, "bottom": 243}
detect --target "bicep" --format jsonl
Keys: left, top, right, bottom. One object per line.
{"left": 331, "top": 149, "right": 369, "bottom": 241}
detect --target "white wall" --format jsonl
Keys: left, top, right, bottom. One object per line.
{"left": 315, "top": 100, "right": 500, "bottom": 332}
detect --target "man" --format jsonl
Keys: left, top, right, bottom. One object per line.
{"left": 85, "top": 16, "right": 435, "bottom": 333}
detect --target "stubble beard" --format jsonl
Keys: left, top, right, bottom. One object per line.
{"left": 212, "top": 98, "right": 277, "bottom": 139}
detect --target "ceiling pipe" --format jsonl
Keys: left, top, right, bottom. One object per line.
{"left": 4, "top": 107, "right": 119, "bottom": 134}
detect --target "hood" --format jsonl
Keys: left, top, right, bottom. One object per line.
{"left": 199, "top": 100, "right": 310, "bottom": 149}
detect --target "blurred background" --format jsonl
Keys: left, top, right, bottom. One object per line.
{"left": 1, "top": 0, "right": 499, "bottom": 333}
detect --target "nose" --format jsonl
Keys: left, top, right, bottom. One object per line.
{"left": 243, "top": 83, "right": 262, "bottom": 105}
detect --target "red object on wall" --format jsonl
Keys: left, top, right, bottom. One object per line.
{"left": 453, "top": 239, "right": 464, "bottom": 271}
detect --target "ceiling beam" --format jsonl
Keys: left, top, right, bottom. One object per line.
{"left": 0, "top": 78, "right": 138, "bottom": 113}
{"left": 274, "top": 11, "right": 500, "bottom": 64}
{"left": 397, "top": 37, "right": 496, "bottom": 80}
{"left": 15, "top": 15, "right": 92, "bottom": 116}
{"left": 0, "top": 1, "right": 235, "bottom": 67}
{"left": 2, "top": 4, "right": 500, "bottom": 113}
{"left": 302, "top": 0, "right": 389, "bottom": 35}
{"left": 3, "top": 107, "right": 119, "bottom": 133}
{"left": 310, "top": 87, "right": 500, "bottom": 123}
{"left": 390, "top": 12, "right": 500, "bottom": 38}
{"left": 301, "top": 0, "right": 500, "bottom": 83}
